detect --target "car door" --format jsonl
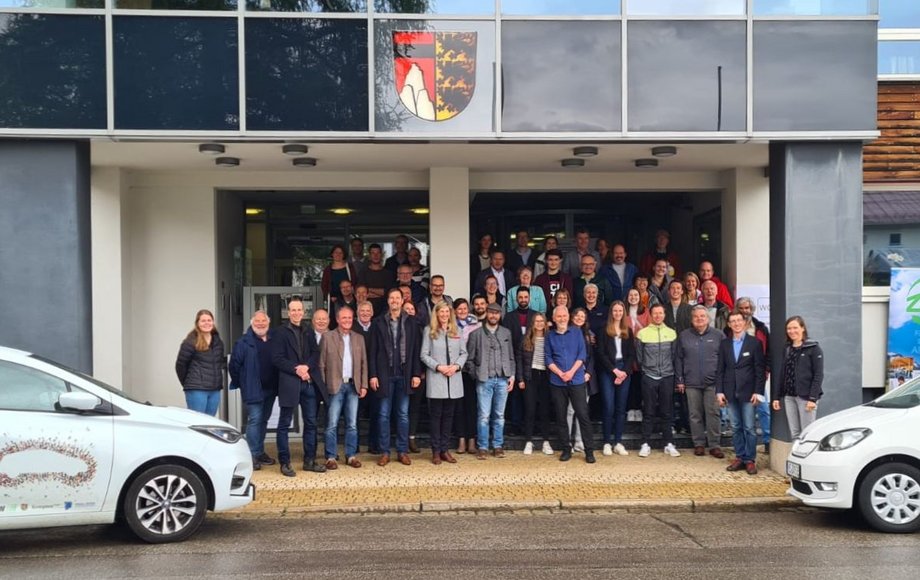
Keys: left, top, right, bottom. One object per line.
{"left": 0, "top": 358, "right": 114, "bottom": 520}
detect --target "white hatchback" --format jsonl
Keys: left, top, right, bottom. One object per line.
{"left": 0, "top": 347, "right": 254, "bottom": 543}
{"left": 786, "top": 376, "right": 920, "bottom": 533}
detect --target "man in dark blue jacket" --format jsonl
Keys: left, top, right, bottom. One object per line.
{"left": 716, "top": 311, "right": 766, "bottom": 475}
{"left": 229, "top": 310, "right": 278, "bottom": 469}
{"left": 272, "top": 299, "right": 327, "bottom": 477}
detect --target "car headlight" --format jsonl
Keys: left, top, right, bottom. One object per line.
{"left": 791, "top": 440, "right": 819, "bottom": 458}
{"left": 818, "top": 428, "right": 871, "bottom": 452}
{"left": 190, "top": 425, "right": 243, "bottom": 444}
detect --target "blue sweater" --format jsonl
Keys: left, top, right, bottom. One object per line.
{"left": 544, "top": 327, "right": 587, "bottom": 387}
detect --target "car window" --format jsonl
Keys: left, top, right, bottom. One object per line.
{"left": 0, "top": 359, "right": 70, "bottom": 412}
{"left": 871, "top": 376, "right": 920, "bottom": 409}
{"left": 29, "top": 353, "right": 149, "bottom": 405}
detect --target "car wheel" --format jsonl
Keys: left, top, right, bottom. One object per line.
{"left": 123, "top": 465, "right": 208, "bottom": 543}
{"left": 857, "top": 462, "right": 920, "bottom": 533}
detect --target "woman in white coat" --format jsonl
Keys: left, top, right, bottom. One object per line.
{"left": 421, "top": 301, "right": 468, "bottom": 465}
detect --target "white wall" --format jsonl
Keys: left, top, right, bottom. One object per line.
{"left": 429, "top": 168, "right": 471, "bottom": 299}
{"left": 90, "top": 167, "right": 125, "bottom": 388}
{"left": 863, "top": 287, "right": 890, "bottom": 390}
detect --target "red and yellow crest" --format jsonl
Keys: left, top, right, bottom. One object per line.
{"left": 393, "top": 31, "right": 477, "bottom": 122}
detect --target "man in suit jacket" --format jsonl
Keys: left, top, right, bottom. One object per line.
{"left": 474, "top": 250, "right": 516, "bottom": 298}
{"left": 466, "top": 303, "right": 516, "bottom": 459}
{"left": 506, "top": 229, "right": 538, "bottom": 274}
{"left": 319, "top": 305, "right": 368, "bottom": 470}
{"left": 272, "top": 299, "right": 327, "bottom": 477}
{"left": 369, "top": 288, "right": 423, "bottom": 466}
{"left": 716, "top": 311, "right": 767, "bottom": 475}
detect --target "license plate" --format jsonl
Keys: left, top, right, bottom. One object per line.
{"left": 786, "top": 461, "right": 801, "bottom": 479}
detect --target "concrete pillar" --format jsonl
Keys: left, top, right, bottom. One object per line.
{"left": 429, "top": 168, "right": 471, "bottom": 300}
{"left": 91, "top": 167, "right": 125, "bottom": 388}
{"left": 0, "top": 140, "right": 93, "bottom": 372}
{"left": 768, "top": 142, "right": 864, "bottom": 471}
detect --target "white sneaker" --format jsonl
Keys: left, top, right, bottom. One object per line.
{"left": 635, "top": 410, "right": 643, "bottom": 422}
{"left": 664, "top": 443, "right": 681, "bottom": 457}
{"left": 542, "top": 441, "right": 554, "bottom": 455}
{"left": 523, "top": 441, "right": 534, "bottom": 455}
{"left": 573, "top": 441, "right": 585, "bottom": 453}
{"left": 626, "top": 410, "right": 635, "bottom": 422}
{"left": 602, "top": 443, "right": 613, "bottom": 456}
{"left": 614, "top": 443, "right": 629, "bottom": 456}
{"left": 638, "top": 443, "right": 651, "bottom": 457}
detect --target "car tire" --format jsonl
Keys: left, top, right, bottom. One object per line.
{"left": 857, "top": 462, "right": 920, "bottom": 534}
{"left": 123, "top": 464, "right": 208, "bottom": 543}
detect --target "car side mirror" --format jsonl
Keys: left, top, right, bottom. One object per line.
{"left": 58, "top": 391, "right": 101, "bottom": 412}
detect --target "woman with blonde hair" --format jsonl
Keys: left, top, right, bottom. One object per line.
{"left": 683, "top": 272, "right": 702, "bottom": 305}
{"left": 518, "top": 312, "right": 554, "bottom": 455}
{"left": 420, "top": 301, "right": 468, "bottom": 464}
{"left": 598, "top": 301, "right": 637, "bottom": 456}
{"left": 175, "top": 309, "right": 226, "bottom": 416}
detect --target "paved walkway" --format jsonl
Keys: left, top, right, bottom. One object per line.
{"left": 228, "top": 444, "right": 795, "bottom": 516}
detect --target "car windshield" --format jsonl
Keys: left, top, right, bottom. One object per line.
{"left": 868, "top": 376, "right": 920, "bottom": 409}
{"left": 29, "top": 353, "right": 151, "bottom": 406}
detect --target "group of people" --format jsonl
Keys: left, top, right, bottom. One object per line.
{"left": 174, "top": 229, "right": 825, "bottom": 477}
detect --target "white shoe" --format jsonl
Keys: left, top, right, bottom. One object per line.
{"left": 602, "top": 443, "right": 613, "bottom": 456}
{"left": 638, "top": 443, "right": 651, "bottom": 458}
{"left": 523, "top": 441, "right": 534, "bottom": 455}
{"left": 664, "top": 443, "right": 681, "bottom": 457}
{"left": 542, "top": 441, "right": 554, "bottom": 455}
{"left": 626, "top": 410, "right": 635, "bottom": 422}
{"left": 614, "top": 443, "right": 629, "bottom": 456}
{"left": 573, "top": 441, "right": 585, "bottom": 453}
{"left": 635, "top": 410, "right": 643, "bottom": 422}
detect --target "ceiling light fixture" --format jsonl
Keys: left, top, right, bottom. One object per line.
{"left": 573, "top": 146, "right": 598, "bottom": 157}
{"left": 215, "top": 156, "right": 240, "bottom": 167}
{"left": 199, "top": 143, "right": 225, "bottom": 155}
{"left": 245, "top": 208, "right": 265, "bottom": 216}
{"left": 331, "top": 208, "right": 352, "bottom": 215}
{"left": 292, "top": 157, "right": 317, "bottom": 167}
{"left": 282, "top": 144, "right": 309, "bottom": 156}
{"left": 561, "top": 158, "right": 585, "bottom": 168}
{"left": 635, "top": 158, "right": 659, "bottom": 168}
{"left": 651, "top": 145, "right": 677, "bottom": 158}
{"left": 410, "top": 208, "right": 430, "bottom": 215}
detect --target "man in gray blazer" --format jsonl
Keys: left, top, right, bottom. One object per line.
{"left": 465, "top": 303, "right": 516, "bottom": 459}
{"left": 319, "top": 305, "right": 368, "bottom": 470}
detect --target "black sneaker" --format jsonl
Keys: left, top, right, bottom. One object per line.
{"left": 585, "top": 451, "right": 596, "bottom": 464}
{"left": 280, "top": 463, "right": 295, "bottom": 477}
{"left": 763, "top": 443, "right": 771, "bottom": 454}
{"left": 257, "top": 453, "right": 276, "bottom": 466}
{"left": 303, "top": 459, "right": 327, "bottom": 473}
{"left": 252, "top": 458, "right": 262, "bottom": 471}
{"left": 560, "top": 448, "right": 572, "bottom": 462}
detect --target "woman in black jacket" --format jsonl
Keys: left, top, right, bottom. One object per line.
{"left": 772, "top": 315, "right": 824, "bottom": 439}
{"left": 175, "top": 309, "right": 226, "bottom": 416}
{"left": 597, "top": 301, "right": 637, "bottom": 456}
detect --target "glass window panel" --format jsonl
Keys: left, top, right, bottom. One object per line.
{"left": 0, "top": 15, "right": 106, "bottom": 129}
{"left": 502, "top": 21, "right": 620, "bottom": 132}
{"left": 374, "top": 0, "right": 493, "bottom": 15}
{"left": 115, "top": 0, "right": 236, "bottom": 9}
{"left": 628, "top": 0, "right": 744, "bottom": 16}
{"left": 0, "top": 0, "right": 102, "bottom": 7}
{"left": 879, "top": 41, "right": 920, "bottom": 74}
{"left": 114, "top": 17, "right": 239, "bottom": 130}
{"left": 753, "top": 21, "right": 877, "bottom": 131}
{"left": 246, "top": 0, "right": 365, "bottom": 12}
{"left": 753, "top": 0, "right": 877, "bottom": 16}
{"left": 246, "top": 18, "right": 368, "bottom": 131}
{"left": 501, "top": 0, "right": 619, "bottom": 16}
{"left": 879, "top": 0, "right": 920, "bottom": 28}
{"left": 374, "top": 20, "right": 495, "bottom": 133}
{"left": 627, "top": 21, "right": 746, "bottom": 132}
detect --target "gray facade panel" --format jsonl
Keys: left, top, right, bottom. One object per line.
{"left": 0, "top": 141, "right": 92, "bottom": 373}
{"left": 769, "top": 142, "right": 864, "bottom": 441}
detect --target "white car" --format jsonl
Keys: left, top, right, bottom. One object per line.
{"left": 786, "top": 376, "right": 920, "bottom": 533}
{"left": 0, "top": 347, "right": 255, "bottom": 543}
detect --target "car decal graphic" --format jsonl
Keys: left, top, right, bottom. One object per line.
{"left": 0, "top": 438, "right": 97, "bottom": 488}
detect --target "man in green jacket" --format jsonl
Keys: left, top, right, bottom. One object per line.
{"left": 636, "top": 304, "right": 680, "bottom": 458}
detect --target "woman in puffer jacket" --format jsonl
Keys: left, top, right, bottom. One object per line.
{"left": 175, "top": 309, "right": 226, "bottom": 416}
{"left": 772, "top": 315, "right": 824, "bottom": 439}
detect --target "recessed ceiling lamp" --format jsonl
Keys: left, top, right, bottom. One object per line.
{"left": 573, "top": 146, "right": 598, "bottom": 157}
{"left": 292, "top": 157, "right": 317, "bottom": 167}
{"left": 331, "top": 208, "right": 352, "bottom": 215}
{"left": 635, "top": 158, "right": 659, "bottom": 168}
{"left": 215, "top": 156, "right": 240, "bottom": 167}
{"left": 198, "top": 143, "right": 225, "bottom": 155}
{"left": 561, "top": 158, "right": 585, "bottom": 168}
{"left": 245, "top": 208, "right": 265, "bottom": 216}
{"left": 410, "top": 208, "right": 430, "bottom": 215}
{"left": 651, "top": 145, "right": 677, "bottom": 158}
{"left": 282, "top": 144, "right": 309, "bottom": 156}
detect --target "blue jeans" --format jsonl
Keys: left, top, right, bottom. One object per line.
{"left": 600, "top": 364, "right": 631, "bottom": 445}
{"left": 477, "top": 378, "right": 510, "bottom": 450}
{"left": 276, "top": 382, "right": 320, "bottom": 465}
{"left": 756, "top": 398, "right": 771, "bottom": 445}
{"left": 325, "top": 385, "right": 360, "bottom": 460}
{"left": 185, "top": 390, "right": 221, "bottom": 416}
{"left": 244, "top": 401, "right": 264, "bottom": 457}
{"left": 727, "top": 397, "right": 757, "bottom": 463}
{"left": 255, "top": 392, "right": 277, "bottom": 456}
{"left": 377, "top": 377, "right": 410, "bottom": 455}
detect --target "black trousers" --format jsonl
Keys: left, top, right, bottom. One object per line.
{"left": 523, "top": 369, "right": 552, "bottom": 443}
{"left": 428, "top": 398, "right": 456, "bottom": 454}
{"left": 641, "top": 375, "right": 674, "bottom": 445}
{"left": 453, "top": 372, "right": 478, "bottom": 439}
{"left": 551, "top": 384, "right": 594, "bottom": 452}
{"left": 409, "top": 388, "right": 424, "bottom": 438}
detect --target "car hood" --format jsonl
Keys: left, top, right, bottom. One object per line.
{"left": 799, "top": 404, "right": 910, "bottom": 441}
{"left": 125, "top": 400, "right": 238, "bottom": 430}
